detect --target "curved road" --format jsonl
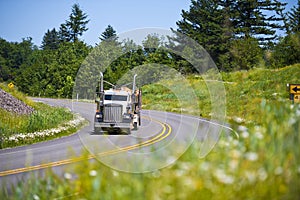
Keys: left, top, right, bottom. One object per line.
{"left": 0, "top": 98, "right": 231, "bottom": 189}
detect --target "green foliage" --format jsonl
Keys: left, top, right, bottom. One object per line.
{"left": 41, "top": 28, "right": 60, "bottom": 50}
{"left": 288, "top": 0, "right": 300, "bottom": 33}
{"left": 60, "top": 3, "right": 89, "bottom": 42}
{"left": 99, "top": 25, "right": 118, "bottom": 42}
{"left": 229, "top": 37, "right": 263, "bottom": 70}
{"left": 270, "top": 33, "right": 300, "bottom": 68}
{"left": 175, "top": 0, "right": 287, "bottom": 71}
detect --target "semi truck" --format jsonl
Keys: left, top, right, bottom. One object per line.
{"left": 94, "top": 72, "right": 142, "bottom": 134}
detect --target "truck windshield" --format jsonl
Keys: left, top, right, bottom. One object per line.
{"left": 104, "top": 95, "right": 128, "bottom": 101}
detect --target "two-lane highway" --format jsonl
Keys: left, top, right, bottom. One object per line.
{"left": 0, "top": 98, "right": 229, "bottom": 189}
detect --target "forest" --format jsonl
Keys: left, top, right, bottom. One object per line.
{"left": 0, "top": 0, "right": 299, "bottom": 98}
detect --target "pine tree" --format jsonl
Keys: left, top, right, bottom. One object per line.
{"left": 41, "top": 28, "right": 60, "bottom": 50}
{"left": 59, "top": 4, "right": 89, "bottom": 42}
{"left": 99, "top": 25, "right": 117, "bottom": 41}
{"left": 175, "top": 0, "right": 226, "bottom": 70}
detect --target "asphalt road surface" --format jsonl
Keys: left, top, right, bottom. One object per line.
{"left": 0, "top": 98, "right": 231, "bottom": 190}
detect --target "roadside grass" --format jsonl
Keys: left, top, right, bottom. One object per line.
{"left": 0, "top": 83, "right": 86, "bottom": 149}
{"left": 1, "top": 65, "right": 300, "bottom": 199}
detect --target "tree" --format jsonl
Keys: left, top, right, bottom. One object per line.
{"left": 270, "top": 1, "right": 300, "bottom": 67}
{"left": 288, "top": 0, "right": 300, "bottom": 33}
{"left": 232, "top": 0, "right": 286, "bottom": 46}
{"left": 41, "top": 28, "right": 60, "bottom": 50}
{"left": 100, "top": 25, "right": 117, "bottom": 41}
{"left": 59, "top": 4, "right": 89, "bottom": 42}
{"left": 176, "top": 0, "right": 225, "bottom": 69}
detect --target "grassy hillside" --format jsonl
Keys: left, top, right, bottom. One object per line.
{"left": 1, "top": 65, "right": 300, "bottom": 199}
{"left": 143, "top": 64, "right": 300, "bottom": 125}
{"left": 0, "top": 83, "right": 85, "bottom": 149}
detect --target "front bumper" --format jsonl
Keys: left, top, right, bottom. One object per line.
{"left": 94, "top": 122, "right": 131, "bottom": 129}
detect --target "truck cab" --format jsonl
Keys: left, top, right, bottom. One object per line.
{"left": 94, "top": 73, "right": 141, "bottom": 134}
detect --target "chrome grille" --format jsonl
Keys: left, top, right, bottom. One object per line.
{"left": 103, "top": 104, "right": 122, "bottom": 123}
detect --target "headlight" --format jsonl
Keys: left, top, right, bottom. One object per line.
{"left": 123, "top": 114, "right": 131, "bottom": 119}
{"left": 96, "top": 114, "right": 102, "bottom": 118}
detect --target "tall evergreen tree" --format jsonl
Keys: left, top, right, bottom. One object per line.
{"left": 175, "top": 0, "right": 226, "bottom": 70}
{"left": 59, "top": 4, "right": 89, "bottom": 42}
{"left": 41, "top": 28, "right": 60, "bottom": 50}
{"left": 100, "top": 25, "right": 117, "bottom": 41}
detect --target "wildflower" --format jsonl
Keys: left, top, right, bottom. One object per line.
{"left": 245, "top": 170, "right": 256, "bottom": 184}
{"left": 274, "top": 166, "right": 283, "bottom": 175}
{"left": 218, "top": 140, "right": 230, "bottom": 148}
{"left": 254, "top": 131, "right": 263, "bottom": 140}
{"left": 64, "top": 172, "right": 72, "bottom": 180}
{"left": 199, "top": 162, "right": 210, "bottom": 171}
{"left": 231, "top": 139, "right": 239, "bottom": 147}
{"left": 33, "top": 194, "right": 40, "bottom": 200}
{"left": 89, "top": 170, "right": 97, "bottom": 177}
{"left": 238, "top": 125, "right": 247, "bottom": 132}
{"left": 229, "top": 160, "right": 239, "bottom": 171}
{"left": 296, "top": 109, "right": 300, "bottom": 117}
{"left": 230, "top": 150, "right": 241, "bottom": 159}
{"left": 175, "top": 169, "right": 185, "bottom": 177}
{"left": 241, "top": 131, "right": 249, "bottom": 139}
{"left": 112, "top": 170, "right": 119, "bottom": 177}
{"left": 214, "top": 169, "right": 234, "bottom": 184}
{"left": 233, "top": 117, "right": 244, "bottom": 123}
{"left": 288, "top": 117, "right": 297, "bottom": 125}
{"left": 245, "top": 152, "right": 258, "bottom": 161}
{"left": 258, "top": 168, "right": 268, "bottom": 181}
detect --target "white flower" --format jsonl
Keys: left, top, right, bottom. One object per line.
{"left": 254, "top": 131, "right": 264, "bottom": 140}
{"left": 33, "top": 194, "right": 40, "bottom": 200}
{"left": 238, "top": 125, "right": 248, "bottom": 132}
{"left": 112, "top": 170, "right": 119, "bottom": 177}
{"left": 200, "top": 162, "right": 210, "bottom": 171}
{"left": 245, "top": 170, "right": 256, "bottom": 183}
{"left": 245, "top": 152, "right": 258, "bottom": 162}
{"left": 233, "top": 117, "right": 244, "bottom": 123}
{"left": 274, "top": 167, "right": 283, "bottom": 175}
{"left": 89, "top": 170, "right": 97, "bottom": 177}
{"left": 64, "top": 172, "right": 72, "bottom": 180}
{"left": 214, "top": 169, "right": 234, "bottom": 184}
{"left": 258, "top": 168, "right": 268, "bottom": 181}
{"left": 241, "top": 131, "right": 249, "bottom": 139}
{"left": 296, "top": 109, "right": 300, "bottom": 117}
{"left": 175, "top": 169, "right": 185, "bottom": 177}
{"left": 229, "top": 160, "right": 239, "bottom": 171}
{"left": 230, "top": 150, "right": 241, "bottom": 159}
{"left": 288, "top": 118, "right": 296, "bottom": 125}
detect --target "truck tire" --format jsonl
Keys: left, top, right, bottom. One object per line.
{"left": 133, "top": 122, "right": 138, "bottom": 130}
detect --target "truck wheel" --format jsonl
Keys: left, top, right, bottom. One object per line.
{"left": 133, "top": 122, "right": 138, "bottom": 130}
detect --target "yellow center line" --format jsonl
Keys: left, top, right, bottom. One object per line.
{"left": 0, "top": 118, "right": 172, "bottom": 177}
